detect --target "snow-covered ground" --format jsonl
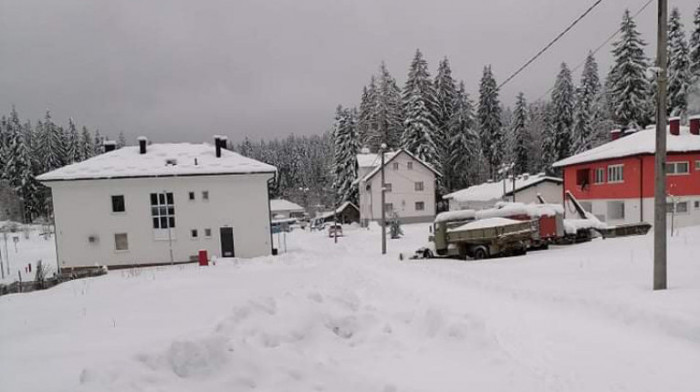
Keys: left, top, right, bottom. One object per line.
{"left": 1, "top": 223, "right": 699, "bottom": 392}
{"left": 0, "top": 223, "right": 56, "bottom": 284}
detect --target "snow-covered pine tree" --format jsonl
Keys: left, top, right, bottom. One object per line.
{"left": 93, "top": 129, "right": 104, "bottom": 155}
{"left": 332, "top": 105, "right": 359, "bottom": 205}
{"left": 690, "top": 4, "right": 700, "bottom": 78}
{"left": 540, "top": 103, "right": 557, "bottom": 171}
{"left": 525, "top": 101, "right": 547, "bottom": 171}
{"left": 358, "top": 77, "right": 378, "bottom": 148}
{"left": 402, "top": 49, "right": 439, "bottom": 170}
{"left": 66, "top": 118, "right": 80, "bottom": 164}
{"left": 374, "top": 62, "right": 404, "bottom": 150}
{"left": 80, "top": 126, "right": 93, "bottom": 161}
{"left": 0, "top": 116, "right": 7, "bottom": 171}
{"left": 2, "top": 109, "right": 38, "bottom": 222}
{"left": 608, "top": 9, "right": 651, "bottom": 129}
{"left": 512, "top": 92, "right": 530, "bottom": 174}
{"left": 433, "top": 57, "right": 458, "bottom": 190}
{"left": 477, "top": 65, "right": 503, "bottom": 178}
{"left": 117, "top": 131, "right": 127, "bottom": 148}
{"left": 446, "top": 81, "right": 479, "bottom": 191}
{"left": 551, "top": 63, "right": 575, "bottom": 162}
{"left": 667, "top": 7, "right": 692, "bottom": 118}
{"left": 39, "top": 111, "right": 66, "bottom": 171}
{"left": 573, "top": 53, "right": 601, "bottom": 153}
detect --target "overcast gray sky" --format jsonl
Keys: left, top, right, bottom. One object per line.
{"left": 0, "top": 0, "right": 697, "bottom": 144}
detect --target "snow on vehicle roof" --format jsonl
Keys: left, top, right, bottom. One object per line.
{"left": 476, "top": 202, "right": 564, "bottom": 219}
{"left": 434, "top": 209, "right": 477, "bottom": 223}
{"left": 36, "top": 143, "right": 277, "bottom": 182}
{"left": 270, "top": 199, "right": 304, "bottom": 212}
{"left": 444, "top": 173, "right": 561, "bottom": 203}
{"left": 450, "top": 217, "right": 522, "bottom": 231}
{"left": 553, "top": 125, "right": 700, "bottom": 167}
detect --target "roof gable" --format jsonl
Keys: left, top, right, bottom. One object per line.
{"left": 360, "top": 149, "right": 441, "bottom": 183}
{"left": 445, "top": 173, "right": 561, "bottom": 203}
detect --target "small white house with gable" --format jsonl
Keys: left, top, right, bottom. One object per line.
{"left": 444, "top": 173, "right": 563, "bottom": 211}
{"left": 357, "top": 149, "right": 440, "bottom": 224}
{"left": 37, "top": 137, "right": 277, "bottom": 271}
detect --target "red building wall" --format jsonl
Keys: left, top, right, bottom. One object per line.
{"left": 563, "top": 152, "right": 700, "bottom": 200}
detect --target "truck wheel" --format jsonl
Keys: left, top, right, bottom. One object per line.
{"left": 422, "top": 249, "right": 434, "bottom": 259}
{"left": 473, "top": 247, "right": 488, "bottom": 260}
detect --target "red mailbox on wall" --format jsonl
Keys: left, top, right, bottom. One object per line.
{"left": 198, "top": 250, "right": 208, "bottom": 266}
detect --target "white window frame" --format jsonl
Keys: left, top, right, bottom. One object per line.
{"left": 607, "top": 201, "right": 625, "bottom": 220}
{"left": 114, "top": 233, "right": 129, "bottom": 252}
{"left": 415, "top": 201, "right": 425, "bottom": 211}
{"left": 695, "top": 160, "right": 700, "bottom": 171}
{"left": 607, "top": 164, "right": 624, "bottom": 183}
{"left": 111, "top": 195, "right": 126, "bottom": 214}
{"left": 667, "top": 161, "right": 690, "bottom": 176}
{"left": 385, "top": 203, "right": 393, "bottom": 212}
{"left": 694, "top": 200, "right": 700, "bottom": 210}
{"left": 384, "top": 183, "right": 392, "bottom": 193}
{"left": 407, "top": 162, "right": 413, "bottom": 170}
{"left": 202, "top": 191, "right": 209, "bottom": 201}
{"left": 204, "top": 228, "right": 212, "bottom": 238}
{"left": 675, "top": 201, "right": 689, "bottom": 214}
{"left": 392, "top": 162, "right": 399, "bottom": 170}
{"left": 594, "top": 168, "right": 605, "bottom": 184}
{"left": 188, "top": 191, "right": 196, "bottom": 201}
{"left": 415, "top": 181, "right": 424, "bottom": 191}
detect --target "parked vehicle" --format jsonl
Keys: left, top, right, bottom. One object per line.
{"left": 328, "top": 224, "right": 343, "bottom": 238}
{"left": 421, "top": 216, "right": 533, "bottom": 260}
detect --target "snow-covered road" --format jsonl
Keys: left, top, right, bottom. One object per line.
{"left": 1, "top": 223, "right": 699, "bottom": 391}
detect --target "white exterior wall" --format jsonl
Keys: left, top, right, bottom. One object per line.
{"left": 359, "top": 153, "right": 436, "bottom": 223}
{"left": 511, "top": 182, "right": 563, "bottom": 205}
{"left": 49, "top": 173, "right": 274, "bottom": 269}
{"left": 576, "top": 197, "right": 700, "bottom": 228}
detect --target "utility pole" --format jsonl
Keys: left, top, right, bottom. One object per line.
{"left": 654, "top": 0, "right": 668, "bottom": 290}
{"left": 380, "top": 144, "right": 387, "bottom": 254}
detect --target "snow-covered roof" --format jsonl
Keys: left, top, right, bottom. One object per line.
{"left": 553, "top": 125, "right": 700, "bottom": 167}
{"left": 313, "top": 201, "right": 359, "bottom": 220}
{"left": 358, "top": 149, "right": 441, "bottom": 182}
{"left": 444, "top": 173, "right": 561, "bottom": 203}
{"left": 476, "top": 202, "right": 564, "bottom": 219}
{"left": 37, "top": 143, "right": 276, "bottom": 182}
{"left": 270, "top": 199, "right": 304, "bottom": 212}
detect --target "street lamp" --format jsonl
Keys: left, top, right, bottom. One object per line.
{"left": 380, "top": 143, "right": 387, "bottom": 254}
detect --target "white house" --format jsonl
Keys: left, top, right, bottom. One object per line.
{"left": 37, "top": 137, "right": 277, "bottom": 271}
{"left": 357, "top": 149, "right": 440, "bottom": 224}
{"left": 444, "top": 173, "right": 563, "bottom": 211}
{"left": 270, "top": 199, "right": 305, "bottom": 219}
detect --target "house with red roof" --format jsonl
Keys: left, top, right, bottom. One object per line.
{"left": 553, "top": 116, "right": 700, "bottom": 228}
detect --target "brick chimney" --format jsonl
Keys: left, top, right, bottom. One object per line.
{"left": 214, "top": 136, "right": 222, "bottom": 158}
{"left": 103, "top": 140, "right": 117, "bottom": 152}
{"left": 137, "top": 136, "right": 148, "bottom": 154}
{"left": 690, "top": 115, "right": 700, "bottom": 135}
{"left": 611, "top": 129, "right": 622, "bottom": 141}
{"left": 669, "top": 117, "right": 681, "bottom": 135}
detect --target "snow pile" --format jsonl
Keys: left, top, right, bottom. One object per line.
{"left": 434, "top": 209, "right": 476, "bottom": 223}
{"left": 36, "top": 143, "right": 277, "bottom": 182}
{"left": 563, "top": 218, "right": 607, "bottom": 234}
{"left": 444, "top": 173, "right": 561, "bottom": 203}
{"left": 450, "top": 217, "right": 521, "bottom": 231}
{"left": 270, "top": 199, "right": 304, "bottom": 213}
{"left": 476, "top": 202, "right": 563, "bottom": 219}
{"left": 553, "top": 125, "right": 700, "bottom": 167}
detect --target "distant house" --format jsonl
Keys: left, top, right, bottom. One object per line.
{"left": 553, "top": 117, "right": 700, "bottom": 227}
{"left": 444, "top": 173, "right": 563, "bottom": 211}
{"left": 313, "top": 201, "right": 360, "bottom": 225}
{"left": 0, "top": 181, "right": 22, "bottom": 222}
{"left": 357, "top": 149, "right": 440, "bottom": 224}
{"left": 37, "top": 137, "right": 277, "bottom": 271}
{"left": 270, "top": 199, "right": 305, "bottom": 219}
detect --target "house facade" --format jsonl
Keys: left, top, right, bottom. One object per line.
{"left": 444, "top": 173, "right": 563, "bottom": 211}
{"left": 553, "top": 117, "right": 700, "bottom": 228}
{"left": 357, "top": 149, "right": 439, "bottom": 224}
{"left": 37, "top": 137, "right": 277, "bottom": 271}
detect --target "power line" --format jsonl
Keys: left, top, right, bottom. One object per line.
{"left": 534, "top": 0, "right": 655, "bottom": 102}
{"left": 498, "top": 0, "right": 605, "bottom": 90}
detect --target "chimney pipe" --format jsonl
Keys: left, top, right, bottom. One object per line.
{"left": 138, "top": 136, "right": 148, "bottom": 154}
{"left": 214, "top": 136, "right": 222, "bottom": 158}
{"left": 103, "top": 140, "right": 117, "bottom": 152}
{"left": 219, "top": 136, "right": 228, "bottom": 150}
{"left": 669, "top": 117, "right": 680, "bottom": 136}
{"left": 611, "top": 129, "right": 621, "bottom": 141}
{"left": 690, "top": 115, "right": 700, "bottom": 135}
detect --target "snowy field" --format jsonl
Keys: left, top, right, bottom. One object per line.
{"left": 1, "top": 223, "right": 699, "bottom": 392}
{"left": 0, "top": 223, "right": 56, "bottom": 284}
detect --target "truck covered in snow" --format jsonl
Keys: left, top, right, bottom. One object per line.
{"left": 428, "top": 216, "right": 533, "bottom": 260}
